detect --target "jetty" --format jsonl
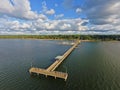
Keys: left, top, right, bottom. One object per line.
{"left": 29, "top": 40, "right": 80, "bottom": 81}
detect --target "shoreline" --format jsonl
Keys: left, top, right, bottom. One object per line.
{"left": 0, "top": 38, "right": 119, "bottom": 42}
{"left": 0, "top": 35, "right": 119, "bottom": 41}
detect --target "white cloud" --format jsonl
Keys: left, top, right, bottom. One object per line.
{"left": 62, "top": 0, "right": 120, "bottom": 33}
{"left": 81, "top": 0, "right": 120, "bottom": 26}
{"left": 38, "top": 14, "right": 48, "bottom": 21}
{"left": 55, "top": 14, "right": 64, "bottom": 19}
{"left": 60, "top": 23, "right": 71, "bottom": 30}
{"left": 31, "top": 18, "right": 89, "bottom": 32}
{"left": 0, "top": 17, "right": 89, "bottom": 35}
{"left": 42, "top": 1, "right": 55, "bottom": 15}
{"left": 0, "top": 0, "right": 120, "bottom": 35}
{"left": 46, "top": 9, "right": 55, "bottom": 15}
{"left": 42, "top": 1, "right": 47, "bottom": 12}
{"left": 84, "top": 0, "right": 120, "bottom": 32}
{"left": 76, "top": 8, "right": 82, "bottom": 13}
{"left": 0, "top": 0, "right": 37, "bottom": 19}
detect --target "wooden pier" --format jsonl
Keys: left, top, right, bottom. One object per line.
{"left": 29, "top": 40, "right": 80, "bottom": 81}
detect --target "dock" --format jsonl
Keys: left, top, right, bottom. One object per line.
{"left": 29, "top": 40, "right": 80, "bottom": 81}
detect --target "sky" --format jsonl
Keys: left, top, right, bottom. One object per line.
{"left": 0, "top": 0, "right": 120, "bottom": 35}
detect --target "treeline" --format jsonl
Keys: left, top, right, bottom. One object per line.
{"left": 80, "top": 35, "right": 120, "bottom": 41}
{"left": 0, "top": 35, "right": 120, "bottom": 41}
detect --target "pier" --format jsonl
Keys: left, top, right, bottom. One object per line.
{"left": 29, "top": 40, "right": 80, "bottom": 81}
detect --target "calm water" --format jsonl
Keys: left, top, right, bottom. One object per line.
{"left": 0, "top": 39, "right": 120, "bottom": 90}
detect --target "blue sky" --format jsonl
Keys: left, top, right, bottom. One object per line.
{"left": 0, "top": 0, "right": 120, "bottom": 35}
{"left": 30, "top": 0, "right": 81, "bottom": 19}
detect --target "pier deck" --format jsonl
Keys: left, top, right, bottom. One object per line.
{"left": 29, "top": 67, "right": 68, "bottom": 80}
{"left": 29, "top": 40, "right": 80, "bottom": 81}
{"left": 46, "top": 40, "right": 80, "bottom": 71}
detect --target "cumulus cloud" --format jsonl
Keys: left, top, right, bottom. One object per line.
{"left": 42, "top": 1, "right": 55, "bottom": 15}
{"left": 0, "top": 16, "right": 88, "bottom": 35}
{"left": 0, "top": 17, "right": 31, "bottom": 30}
{"left": 55, "top": 14, "right": 64, "bottom": 19}
{"left": 0, "top": 0, "right": 37, "bottom": 19}
{"left": 1, "top": 0, "right": 120, "bottom": 35}
{"left": 38, "top": 14, "right": 48, "bottom": 21}
{"left": 64, "top": 0, "right": 120, "bottom": 25}
{"left": 63, "top": 0, "right": 120, "bottom": 32}
{"left": 84, "top": 0, "right": 120, "bottom": 32}
{"left": 46, "top": 9, "right": 55, "bottom": 15}
{"left": 32, "top": 18, "right": 88, "bottom": 31}
{"left": 76, "top": 8, "right": 82, "bottom": 13}
{"left": 42, "top": 1, "right": 47, "bottom": 12}
{"left": 82, "top": 0, "right": 120, "bottom": 25}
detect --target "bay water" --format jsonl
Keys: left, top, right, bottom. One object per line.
{"left": 0, "top": 39, "right": 120, "bottom": 90}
